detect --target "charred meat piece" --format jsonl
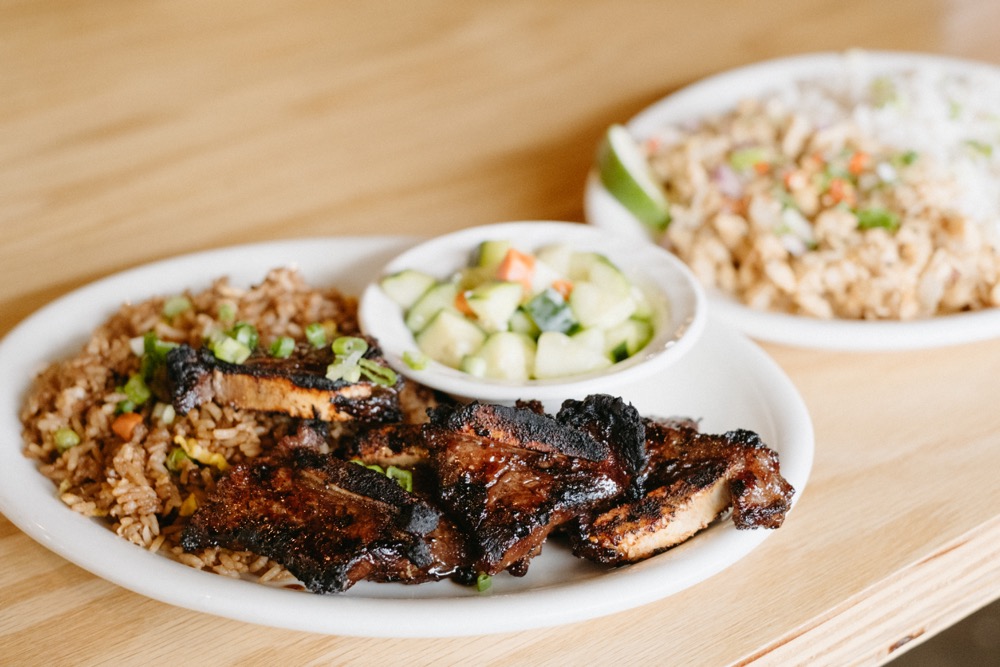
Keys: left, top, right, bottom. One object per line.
{"left": 181, "top": 426, "right": 470, "bottom": 593}
{"left": 166, "top": 340, "right": 401, "bottom": 423}
{"left": 570, "top": 418, "right": 795, "bottom": 565}
{"left": 348, "top": 423, "right": 430, "bottom": 470}
{"left": 425, "top": 400, "right": 639, "bottom": 576}
{"left": 555, "top": 394, "right": 648, "bottom": 499}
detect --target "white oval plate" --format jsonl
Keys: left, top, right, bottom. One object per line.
{"left": 358, "top": 221, "right": 706, "bottom": 403}
{"left": 585, "top": 50, "right": 1000, "bottom": 351}
{"left": 0, "top": 237, "right": 813, "bottom": 637}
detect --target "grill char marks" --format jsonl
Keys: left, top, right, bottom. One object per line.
{"left": 165, "top": 340, "right": 401, "bottom": 423}
{"left": 425, "top": 399, "right": 639, "bottom": 576}
{"left": 180, "top": 426, "right": 470, "bottom": 593}
{"left": 569, "top": 418, "right": 795, "bottom": 565}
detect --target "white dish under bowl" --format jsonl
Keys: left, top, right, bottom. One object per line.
{"left": 358, "top": 221, "right": 707, "bottom": 403}
{"left": 585, "top": 50, "right": 1000, "bottom": 351}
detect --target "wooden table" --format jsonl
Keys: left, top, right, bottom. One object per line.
{"left": 3, "top": 1, "right": 1000, "bottom": 664}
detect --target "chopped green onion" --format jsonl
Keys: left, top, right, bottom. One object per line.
{"left": 123, "top": 373, "right": 151, "bottom": 406}
{"left": 358, "top": 358, "right": 398, "bottom": 386}
{"left": 269, "top": 336, "right": 295, "bottom": 359}
{"left": 350, "top": 458, "right": 385, "bottom": 475}
{"left": 143, "top": 331, "right": 178, "bottom": 359}
{"left": 162, "top": 296, "right": 192, "bottom": 319}
{"left": 217, "top": 303, "right": 236, "bottom": 322}
{"left": 53, "top": 427, "right": 81, "bottom": 453}
{"left": 332, "top": 336, "right": 368, "bottom": 356}
{"left": 116, "top": 399, "right": 136, "bottom": 414}
{"left": 326, "top": 360, "right": 362, "bottom": 383}
{"left": 856, "top": 207, "right": 901, "bottom": 232}
{"left": 891, "top": 150, "right": 919, "bottom": 168}
{"left": 229, "top": 322, "right": 259, "bottom": 350}
{"left": 351, "top": 459, "right": 413, "bottom": 492}
{"left": 403, "top": 350, "right": 428, "bottom": 370}
{"left": 212, "top": 336, "right": 252, "bottom": 364}
{"left": 870, "top": 76, "right": 897, "bottom": 107}
{"left": 386, "top": 466, "right": 413, "bottom": 492}
{"left": 476, "top": 572, "right": 492, "bottom": 593}
{"left": 152, "top": 402, "right": 176, "bottom": 425}
{"left": 728, "top": 146, "right": 769, "bottom": 171}
{"left": 165, "top": 447, "right": 189, "bottom": 472}
{"left": 964, "top": 139, "right": 993, "bottom": 157}
{"left": 305, "top": 322, "right": 327, "bottom": 348}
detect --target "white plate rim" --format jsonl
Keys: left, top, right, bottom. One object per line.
{"left": 0, "top": 236, "right": 813, "bottom": 637}
{"left": 584, "top": 49, "right": 1000, "bottom": 351}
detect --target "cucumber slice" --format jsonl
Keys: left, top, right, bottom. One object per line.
{"left": 524, "top": 288, "right": 577, "bottom": 333}
{"left": 405, "top": 282, "right": 459, "bottom": 333}
{"left": 415, "top": 309, "right": 486, "bottom": 369}
{"left": 456, "top": 266, "right": 496, "bottom": 291}
{"left": 466, "top": 331, "right": 536, "bottom": 380}
{"left": 569, "top": 281, "right": 635, "bottom": 329}
{"left": 534, "top": 331, "right": 613, "bottom": 379}
{"left": 380, "top": 269, "right": 437, "bottom": 310}
{"left": 604, "top": 317, "right": 654, "bottom": 362}
{"left": 509, "top": 306, "right": 540, "bottom": 338}
{"left": 597, "top": 124, "right": 671, "bottom": 231}
{"left": 474, "top": 239, "right": 511, "bottom": 271}
{"left": 465, "top": 281, "right": 524, "bottom": 332}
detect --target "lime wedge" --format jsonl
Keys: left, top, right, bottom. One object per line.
{"left": 597, "top": 124, "right": 670, "bottom": 231}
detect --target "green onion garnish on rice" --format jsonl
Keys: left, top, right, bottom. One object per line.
{"left": 332, "top": 336, "right": 368, "bottom": 356}
{"left": 162, "top": 295, "right": 192, "bottom": 319}
{"left": 305, "top": 322, "right": 327, "bottom": 348}
{"left": 385, "top": 465, "right": 413, "bottom": 492}
{"left": 165, "top": 447, "right": 189, "bottom": 472}
{"left": 53, "top": 427, "right": 81, "bottom": 452}
{"left": 326, "top": 337, "right": 397, "bottom": 386}
{"left": 269, "top": 336, "right": 295, "bottom": 359}
{"left": 476, "top": 572, "right": 492, "bottom": 593}
{"left": 856, "top": 207, "right": 901, "bottom": 232}
{"left": 229, "top": 322, "right": 259, "bottom": 350}
{"left": 217, "top": 302, "right": 236, "bottom": 322}
{"left": 123, "top": 373, "right": 151, "bottom": 406}
{"left": 358, "top": 358, "right": 397, "bottom": 386}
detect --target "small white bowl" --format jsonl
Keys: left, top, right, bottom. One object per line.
{"left": 358, "top": 221, "right": 706, "bottom": 403}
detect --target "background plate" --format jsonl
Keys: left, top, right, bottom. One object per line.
{"left": 585, "top": 51, "right": 1000, "bottom": 351}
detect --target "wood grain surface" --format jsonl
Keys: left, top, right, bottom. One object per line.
{"left": 3, "top": 1, "right": 1000, "bottom": 664}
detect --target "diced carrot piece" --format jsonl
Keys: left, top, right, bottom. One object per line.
{"left": 551, "top": 279, "right": 573, "bottom": 300}
{"left": 455, "top": 290, "right": 475, "bottom": 317}
{"left": 753, "top": 161, "right": 771, "bottom": 175}
{"left": 848, "top": 151, "right": 870, "bottom": 175}
{"left": 827, "top": 178, "right": 855, "bottom": 206}
{"left": 112, "top": 412, "right": 144, "bottom": 441}
{"left": 496, "top": 248, "right": 535, "bottom": 290}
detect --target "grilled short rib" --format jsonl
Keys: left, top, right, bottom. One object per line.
{"left": 569, "top": 417, "right": 795, "bottom": 565}
{"left": 166, "top": 339, "right": 401, "bottom": 423}
{"left": 181, "top": 426, "right": 470, "bottom": 593}
{"left": 424, "top": 396, "right": 647, "bottom": 576}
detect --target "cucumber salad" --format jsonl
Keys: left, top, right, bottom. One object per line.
{"left": 379, "top": 240, "right": 658, "bottom": 381}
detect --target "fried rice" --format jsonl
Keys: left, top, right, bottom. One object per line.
{"left": 19, "top": 267, "right": 431, "bottom": 585}
{"left": 645, "top": 54, "right": 1000, "bottom": 320}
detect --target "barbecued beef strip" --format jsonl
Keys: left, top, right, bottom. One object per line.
{"left": 423, "top": 400, "right": 638, "bottom": 576}
{"left": 181, "top": 426, "right": 470, "bottom": 593}
{"left": 166, "top": 339, "right": 401, "bottom": 423}
{"left": 569, "top": 418, "right": 795, "bottom": 565}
